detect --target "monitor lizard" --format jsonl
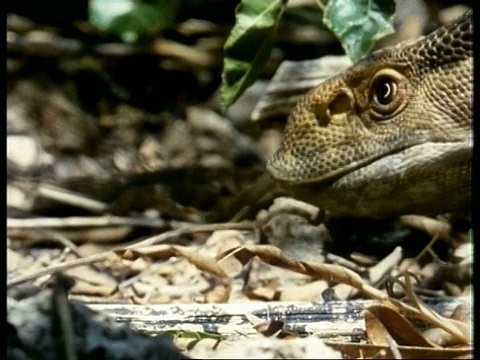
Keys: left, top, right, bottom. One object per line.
{"left": 267, "top": 10, "right": 472, "bottom": 218}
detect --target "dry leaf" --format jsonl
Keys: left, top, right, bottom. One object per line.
{"left": 364, "top": 309, "right": 391, "bottom": 346}
{"left": 326, "top": 342, "right": 472, "bottom": 359}
{"left": 422, "top": 303, "right": 472, "bottom": 347}
{"left": 366, "top": 304, "right": 437, "bottom": 347}
{"left": 65, "top": 265, "right": 117, "bottom": 296}
{"left": 125, "top": 244, "right": 229, "bottom": 277}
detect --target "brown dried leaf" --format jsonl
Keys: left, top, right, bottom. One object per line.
{"left": 172, "top": 246, "right": 228, "bottom": 277}
{"left": 65, "top": 266, "right": 117, "bottom": 296}
{"left": 364, "top": 309, "right": 390, "bottom": 346}
{"left": 137, "top": 244, "right": 229, "bottom": 277}
{"left": 401, "top": 272, "right": 471, "bottom": 343}
{"left": 216, "top": 243, "right": 385, "bottom": 298}
{"left": 326, "top": 342, "right": 472, "bottom": 359}
{"left": 366, "top": 304, "right": 437, "bottom": 347}
{"left": 422, "top": 303, "right": 472, "bottom": 347}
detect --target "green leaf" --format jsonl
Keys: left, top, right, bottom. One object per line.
{"left": 323, "top": 0, "right": 396, "bottom": 63}
{"left": 221, "top": 0, "right": 287, "bottom": 112}
{"left": 89, "top": 0, "right": 179, "bottom": 43}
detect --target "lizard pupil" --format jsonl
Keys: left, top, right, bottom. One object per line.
{"left": 374, "top": 79, "right": 397, "bottom": 105}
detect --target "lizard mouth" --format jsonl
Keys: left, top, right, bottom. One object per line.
{"left": 267, "top": 144, "right": 408, "bottom": 187}
{"left": 269, "top": 140, "right": 471, "bottom": 189}
{"left": 269, "top": 141, "right": 471, "bottom": 217}
{"left": 267, "top": 124, "right": 472, "bottom": 187}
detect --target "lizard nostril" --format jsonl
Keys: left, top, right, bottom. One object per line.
{"left": 311, "top": 89, "right": 353, "bottom": 127}
{"left": 311, "top": 102, "right": 330, "bottom": 127}
{"left": 328, "top": 90, "right": 354, "bottom": 117}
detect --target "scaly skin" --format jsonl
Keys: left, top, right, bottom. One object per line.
{"left": 267, "top": 11, "right": 472, "bottom": 218}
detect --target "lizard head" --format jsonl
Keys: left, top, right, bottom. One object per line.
{"left": 266, "top": 11, "right": 472, "bottom": 216}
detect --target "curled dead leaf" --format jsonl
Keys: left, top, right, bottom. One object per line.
{"left": 366, "top": 304, "right": 438, "bottom": 347}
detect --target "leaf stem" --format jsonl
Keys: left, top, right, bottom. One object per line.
{"left": 313, "top": 0, "right": 326, "bottom": 12}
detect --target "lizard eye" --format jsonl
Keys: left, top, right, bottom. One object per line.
{"left": 373, "top": 78, "right": 397, "bottom": 105}
{"left": 369, "top": 69, "right": 408, "bottom": 119}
